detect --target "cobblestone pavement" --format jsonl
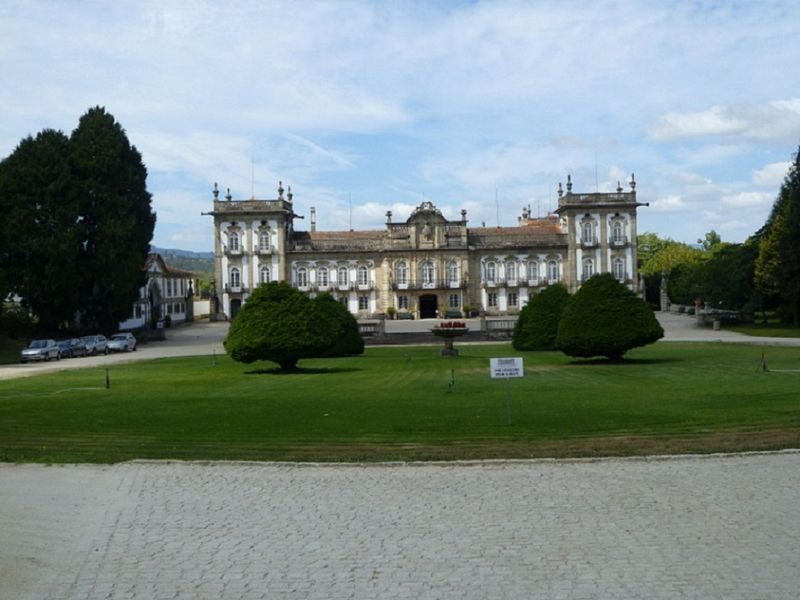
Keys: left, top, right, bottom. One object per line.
{"left": 2, "top": 452, "right": 798, "bottom": 599}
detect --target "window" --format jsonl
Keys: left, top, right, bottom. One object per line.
{"left": 447, "top": 261, "right": 458, "bottom": 284}
{"left": 339, "top": 296, "right": 348, "bottom": 305}
{"left": 421, "top": 261, "right": 434, "bottom": 285}
{"left": 357, "top": 265, "right": 368, "bottom": 286}
{"left": 135, "top": 305, "right": 142, "bottom": 319}
{"left": 358, "top": 296, "right": 369, "bottom": 310}
{"left": 614, "top": 258, "right": 625, "bottom": 281}
{"left": 396, "top": 261, "right": 407, "bottom": 285}
{"left": 508, "top": 292, "right": 518, "bottom": 307}
{"left": 398, "top": 295, "right": 409, "bottom": 310}
{"left": 582, "top": 259, "right": 594, "bottom": 280}
{"left": 318, "top": 266, "right": 328, "bottom": 287}
{"left": 230, "top": 267, "right": 240, "bottom": 289}
{"left": 612, "top": 222, "right": 623, "bottom": 243}
{"left": 548, "top": 260, "right": 558, "bottom": 282}
{"left": 486, "top": 261, "right": 496, "bottom": 282}
{"left": 449, "top": 294, "right": 459, "bottom": 308}
{"left": 259, "top": 230, "right": 270, "bottom": 252}
{"left": 506, "top": 261, "right": 517, "bottom": 283}
{"left": 338, "top": 266, "right": 349, "bottom": 286}
{"left": 296, "top": 267, "right": 308, "bottom": 288}
{"left": 260, "top": 266, "right": 270, "bottom": 284}
{"left": 582, "top": 222, "right": 593, "bottom": 243}
{"left": 167, "top": 304, "right": 173, "bottom": 315}
{"left": 229, "top": 231, "right": 239, "bottom": 251}
{"left": 527, "top": 261, "right": 538, "bottom": 283}
{"left": 488, "top": 292, "right": 498, "bottom": 308}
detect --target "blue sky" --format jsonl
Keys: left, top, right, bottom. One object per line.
{"left": 2, "top": 0, "right": 799, "bottom": 252}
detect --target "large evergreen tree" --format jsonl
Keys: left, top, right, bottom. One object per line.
{"left": 70, "top": 107, "right": 156, "bottom": 331}
{"left": 0, "top": 130, "right": 83, "bottom": 330}
{"left": 0, "top": 107, "right": 155, "bottom": 333}
{"left": 512, "top": 283, "right": 570, "bottom": 351}
{"left": 755, "top": 148, "right": 800, "bottom": 327}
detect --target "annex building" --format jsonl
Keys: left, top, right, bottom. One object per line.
{"left": 207, "top": 177, "right": 645, "bottom": 319}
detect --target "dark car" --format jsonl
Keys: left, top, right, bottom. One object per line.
{"left": 81, "top": 334, "right": 108, "bottom": 355}
{"left": 20, "top": 339, "right": 60, "bottom": 363}
{"left": 57, "top": 338, "right": 88, "bottom": 358}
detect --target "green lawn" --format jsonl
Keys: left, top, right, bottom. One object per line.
{"left": 1, "top": 343, "right": 798, "bottom": 463}
{"left": 729, "top": 322, "right": 800, "bottom": 338}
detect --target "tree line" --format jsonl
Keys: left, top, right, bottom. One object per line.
{"left": 638, "top": 145, "right": 800, "bottom": 327}
{"left": 0, "top": 107, "right": 155, "bottom": 334}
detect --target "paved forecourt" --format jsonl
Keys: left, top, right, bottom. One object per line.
{"left": 1, "top": 452, "right": 798, "bottom": 599}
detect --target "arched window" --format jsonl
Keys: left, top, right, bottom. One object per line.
{"left": 421, "top": 261, "right": 434, "bottom": 285}
{"left": 506, "top": 261, "right": 517, "bottom": 283}
{"left": 548, "top": 260, "right": 558, "bottom": 283}
{"left": 396, "top": 261, "right": 407, "bottom": 285}
{"left": 447, "top": 261, "right": 458, "bottom": 284}
{"left": 260, "top": 266, "right": 270, "bottom": 284}
{"left": 486, "top": 261, "right": 496, "bottom": 282}
{"left": 318, "top": 266, "right": 328, "bottom": 287}
{"left": 259, "top": 230, "right": 270, "bottom": 252}
{"left": 338, "top": 266, "right": 349, "bottom": 286}
{"left": 297, "top": 267, "right": 308, "bottom": 288}
{"left": 229, "top": 231, "right": 239, "bottom": 252}
{"left": 527, "top": 261, "right": 538, "bottom": 283}
{"left": 614, "top": 258, "right": 625, "bottom": 281}
{"left": 357, "top": 265, "right": 368, "bottom": 286}
{"left": 230, "top": 267, "right": 240, "bottom": 289}
{"left": 582, "top": 222, "right": 593, "bottom": 244}
{"left": 612, "top": 222, "right": 623, "bottom": 243}
{"left": 582, "top": 259, "right": 594, "bottom": 281}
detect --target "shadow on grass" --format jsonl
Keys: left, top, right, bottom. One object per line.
{"left": 566, "top": 356, "right": 685, "bottom": 366}
{"left": 244, "top": 366, "right": 362, "bottom": 375}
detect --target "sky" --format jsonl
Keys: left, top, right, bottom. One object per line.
{"left": 2, "top": 0, "right": 799, "bottom": 252}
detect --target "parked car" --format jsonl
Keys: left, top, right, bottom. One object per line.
{"left": 82, "top": 334, "right": 108, "bottom": 355}
{"left": 57, "top": 338, "right": 88, "bottom": 358}
{"left": 20, "top": 339, "right": 60, "bottom": 363}
{"left": 107, "top": 332, "right": 137, "bottom": 352}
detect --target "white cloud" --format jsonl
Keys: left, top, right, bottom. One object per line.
{"left": 720, "top": 191, "right": 773, "bottom": 209}
{"left": 649, "top": 195, "right": 687, "bottom": 213}
{"left": 752, "top": 161, "right": 790, "bottom": 186}
{"left": 650, "top": 99, "right": 800, "bottom": 142}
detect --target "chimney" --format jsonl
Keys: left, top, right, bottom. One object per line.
{"left": 310, "top": 207, "right": 316, "bottom": 232}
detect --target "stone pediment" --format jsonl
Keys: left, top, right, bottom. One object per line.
{"left": 407, "top": 201, "right": 446, "bottom": 224}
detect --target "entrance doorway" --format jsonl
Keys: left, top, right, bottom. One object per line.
{"left": 230, "top": 298, "right": 242, "bottom": 319}
{"left": 419, "top": 294, "right": 438, "bottom": 319}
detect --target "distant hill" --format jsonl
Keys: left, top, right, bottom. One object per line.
{"left": 151, "top": 246, "right": 214, "bottom": 276}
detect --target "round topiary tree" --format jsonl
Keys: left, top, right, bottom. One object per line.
{"left": 225, "top": 281, "right": 363, "bottom": 371}
{"left": 556, "top": 273, "right": 664, "bottom": 360}
{"left": 512, "top": 283, "right": 570, "bottom": 350}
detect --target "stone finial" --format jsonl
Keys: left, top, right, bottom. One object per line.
{"left": 225, "top": 187, "right": 232, "bottom": 201}
{"left": 557, "top": 182, "right": 563, "bottom": 198}
{"left": 278, "top": 181, "right": 284, "bottom": 199}
{"left": 461, "top": 208, "right": 467, "bottom": 222}
{"left": 566, "top": 174, "right": 572, "bottom": 193}
{"left": 287, "top": 185, "right": 293, "bottom": 202}
{"left": 213, "top": 182, "right": 219, "bottom": 200}
{"left": 616, "top": 181, "right": 623, "bottom": 193}
{"left": 386, "top": 210, "right": 392, "bottom": 223}
{"left": 630, "top": 173, "right": 636, "bottom": 191}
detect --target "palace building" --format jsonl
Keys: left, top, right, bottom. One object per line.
{"left": 206, "top": 176, "right": 646, "bottom": 319}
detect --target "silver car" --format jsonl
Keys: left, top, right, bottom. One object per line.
{"left": 107, "top": 332, "right": 137, "bottom": 352}
{"left": 81, "top": 335, "right": 108, "bottom": 355}
{"left": 20, "top": 339, "right": 61, "bottom": 362}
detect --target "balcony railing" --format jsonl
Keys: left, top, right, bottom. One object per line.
{"left": 391, "top": 279, "right": 463, "bottom": 290}
{"left": 224, "top": 284, "right": 248, "bottom": 293}
{"left": 580, "top": 236, "right": 598, "bottom": 248}
{"left": 255, "top": 246, "right": 273, "bottom": 255}
{"left": 223, "top": 245, "right": 242, "bottom": 256}
{"left": 610, "top": 236, "right": 628, "bottom": 247}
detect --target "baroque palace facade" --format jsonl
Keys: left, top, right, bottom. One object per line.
{"left": 207, "top": 177, "right": 646, "bottom": 319}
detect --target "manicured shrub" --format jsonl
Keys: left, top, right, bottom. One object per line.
{"left": 556, "top": 274, "right": 663, "bottom": 360}
{"left": 512, "top": 283, "right": 570, "bottom": 350}
{"left": 224, "top": 282, "right": 363, "bottom": 371}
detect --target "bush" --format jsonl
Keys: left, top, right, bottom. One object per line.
{"left": 512, "top": 283, "right": 570, "bottom": 350}
{"left": 0, "top": 305, "right": 33, "bottom": 339}
{"left": 556, "top": 274, "right": 663, "bottom": 360}
{"left": 224, "top": 282, "right": 363, "bottom": 370}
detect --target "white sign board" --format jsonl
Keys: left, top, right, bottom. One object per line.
{"left": 490, "top": 357, "right": 524, "bottom": 379}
